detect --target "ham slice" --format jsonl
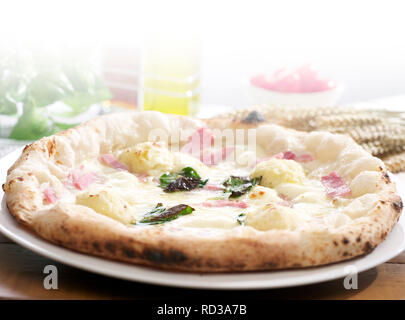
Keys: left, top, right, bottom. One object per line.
{"left": 282, "top": 151, "right": 296, "bottom": 160}
{"left": 269, "top": 151, "right": 314, "bottom": 162}
{"left": 295, "top": 153, "right": 314, "bottom": 162}
{"left": 202, "top": 200, "right": 248, "bottom": 209}
{"left": 72, "top": 171, "right": 98, "bottom": 190}
{"left": 278, "top": 194, "right": 293, "bottom": 207}
{"left": 182, "top": 128, "right": 233, "bottom": 166}
{"left": 202, "top": 146, "right": 235, "bottom": 165}
{"left": 44, "top": 187, "right": 57, "bottom": 204}
{"left": 65, "top": 170, "right": 98, "bottom": 190}
{"left": 136, "top": 173, "right": 149, "bottom": 183}
{"left": 191, "top": 127, "right": 215, "bottom": 148}
{"left": 203, "top": 184, "right": 223, "bottom": 191}
{"left": 321, "top": 171, "right": 351, "bottom": 198}
{"left": 100, "top": 154, "right": 129, "bottom": 171}
{"left": 181, "top": 127, "right": 215, "bottom": 155}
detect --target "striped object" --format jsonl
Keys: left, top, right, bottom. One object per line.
{"left": 215, "top": 105, "right": 405, "bottom": 173}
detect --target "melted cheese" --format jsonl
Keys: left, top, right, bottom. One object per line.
{"left": 70, "top": 142, "right": 359, "bottom": 231}
{"left": 251, "top": 158, "right": 306, "bottom": 188}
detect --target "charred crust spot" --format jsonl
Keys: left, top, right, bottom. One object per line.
{"left": 380, "top": 200, "right": 386, "bottom": 204}
{"left": 263, "top": 262, "right": 278, "bottom": 269}
{"left": 16, "top": 177, "right": 23, "bottom": 181}
{"left": 356, "top": 236, "right": 361, "bottom": 243}
{"left": 363, "top": 241, "right": 373, "bottom": 253}
{"left": 123, "top": 247, "right": 136, "bottom": 259}
{"left": 23, "top": 143, "right": 32, "bottom": 152}
{"left": 241, "top": 111, "right": 266, "bottom": 124}
{"left": 343, "top": 251, "right": 349, "bottom": 257}
{"left": 382, "top": 172, "right": 391, "bottom": 183}
{"left": 60, "top": 224, "right": 70, "bottom": 234}
{"left": 105, "top": 242, "right": 116, "bottom": 254}
{"left": 393, "top": 199, "right": 403, "bottom": 213}
{"left": 92, "top": 241, "right": 102, "bottom": 252}
{"left": 46, "top": 138, "right": 56, "bottom": 157}
{"left": 342, "top": 238, "right": 349, "bottom": 244}
{"left": 333, "top": 240, "right": 338, "bottom": 246}
{"left": 143, "top": 249, "right": 187, "bottom": 265}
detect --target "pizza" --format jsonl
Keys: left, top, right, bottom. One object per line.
{"left": 3, "top": 110, "right": 403, "bottom": 272}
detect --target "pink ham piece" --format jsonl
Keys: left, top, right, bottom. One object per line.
{"left": 181, "top": 127, "right": 215, "bottom": 155}
{"left": 190, "top": 127, "right": 215, "bottom": 148}
{"left": 295, "top": 153, "right": 314, "bottom": 162}
{"left": 136, "top": 173, "right": 149, "bottom": 183}
{"left": 278, "top": 194, "right": 293, "bottom": 207}
{"left": 278, "top": 200, "right": 293, "bottom": 207}
{"left": 271, "top": 151, "right": 314, "bottom": 162}
{"left": 182, "top": 128, "right": 234, "bottom": 166}
{"left": 44, "top": 187, "right": 57, "bottom": 204}
{"left": 321, "top": 171, "right": 351, "bottom": 198}
{"left": 203, "top": 184, "right": 223, "bottom": 191}
{"left": 100, "top": 154, "right": 129, "bottom": 171}
{"left": 202, "top": 200, "right": 248, "bottom": 209}
{"left": 71, "top": 171, "right": 98, "bottom": 190}
{"left": 282, "top": 151, "right": 296, "bottom": 160}
{"left": 202, "top": 146, "right": 235, "bottom": 165}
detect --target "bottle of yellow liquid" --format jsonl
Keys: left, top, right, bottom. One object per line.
{"left": 141, "top": 35, "right": 201, "bottom": 116}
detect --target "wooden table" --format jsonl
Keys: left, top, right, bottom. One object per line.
{"left": 1, "top": 175, "right": 405, "bottom": 300}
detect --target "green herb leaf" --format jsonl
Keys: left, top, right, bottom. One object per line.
{"left": 179, "top": 167, "right": 201, "bottom": 179}
{"left": 223, "top": 176, "right": 261, "bottom": 198}
{"left": 139, "top": 203, "right": 195, "bottom": 225}
{"left": 237, "top": 213, "right": 246, "bottom": 226}
{"left": 159, "top": 167, "right": 208, "bottom": 192}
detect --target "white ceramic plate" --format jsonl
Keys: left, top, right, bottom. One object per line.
{"left": 0, "top": 148, "right": 404, "bottom": 290}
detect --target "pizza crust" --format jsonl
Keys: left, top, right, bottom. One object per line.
{"left": 4, "top": 111, "right": 403, "bottom": 272}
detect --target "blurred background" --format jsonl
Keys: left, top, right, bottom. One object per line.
{"left": 0, "top": 0, "right": 404, "bottom": 141}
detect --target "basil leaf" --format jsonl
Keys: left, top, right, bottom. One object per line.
{"left": 139, "top": 204, "right": 195, "bottom": 225}
{"left": 159, "top": 167, "right": 207, "bottom": 192}
{"left": 164, "top": 176, "right": 203, "bottom": 193}
{"left": 159, "top": 173, "right": 178, "bottom": 188}
{"left": 223, "top": 176, "right": 261, "bottom": 198}
{"left": 180, "top": 166, "right": 201, "bottom": 179}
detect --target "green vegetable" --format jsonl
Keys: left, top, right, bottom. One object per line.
{"left": 223, "top": 176, "right": 261, "bottom": 198}
{"left": 9, "top": 97, "right": 61, "bottom": 140}
{"left": 139, "top": 203, "right": 195, "bottom": 225}
{"left": 237, "top": 213, "right": 246, "bottom": 226}
{"left": 1, "top": 48, "right": 112, "bottom": 140}
{"left": 159, "top": 167, "right": 208, "bottom": 192}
